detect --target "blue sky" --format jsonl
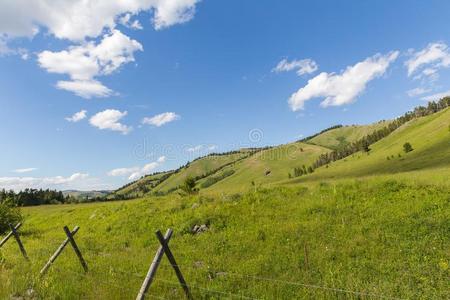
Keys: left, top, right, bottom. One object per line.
{"left": 1, "top": 0, "right": 450, "bottom": 191}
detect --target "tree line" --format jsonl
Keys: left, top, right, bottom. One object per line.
{"left": 0, "top": 188, "right": 107, "bottom": 206}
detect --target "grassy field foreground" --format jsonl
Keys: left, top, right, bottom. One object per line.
{"left": 0, "top": 177, "right": 449, "bottom": 299}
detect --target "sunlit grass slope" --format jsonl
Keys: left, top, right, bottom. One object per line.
{"left": 293, "top": 107, "right": 450, "bottom": 183}
{"left": 153, "top": 152, "right": 250, "bottom": 193}
{"left": 112, "top": 171, "right": 173, "bottom": 198}
{"left": 308, "top": 121, "right": 391, "bottom": 150}
{"left": 1, "top": 178, "right": 448, "bottom": 299}
{"left": 201, "top": 142, "right": 330, "bottom": 193}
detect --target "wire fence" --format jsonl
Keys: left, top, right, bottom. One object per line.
{"left": 1, "top": 225, "right": 408, "bottom": 300}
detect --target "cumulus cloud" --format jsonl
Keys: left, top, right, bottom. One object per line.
{"left": 405, "top": 42, "right": 450, "bottom": 78}
{"left": 108, "top": 156, "right": 166, "bottom": 181}
{"left": 0, "top": 0, "right": 201, "bottom": 41}
{"left": 0, "top": 173, "right": 88, "bottom": 191}
{"left": 421, "top": 90, "right": 450, "bottom": 102}
{"left": 13, "top": 168, "right": 37, "bottom": 173}
{"left": 288, "top": 51, "right": 399, "bottom": 111}
{"left": 65, "top": 110, "right": 87, "bottom": 122}
{"left": 272, "top": 58, "right": 318, "bottom": 76}
{"left": 89, "top": 109, "right": 132, "bottom": 134}
{"left": 38, "top": 30, "right": 142, "bottom": 98}
{"left": 407, "top": 87, "right": 430, "bottom": 98}
{"left": 0, "top": 1, "right": 201, "bottom": 98}
{"left": 142, "top": 112, "right": 180, "bottom": 127}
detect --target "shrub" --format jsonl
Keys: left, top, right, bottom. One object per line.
{"left": 0, "top": 202, "right": 22, "bottom": 235}
{"left": 403, "top": 142, "right": 413, "bottom": 153}
{"left": 181, "top": 177, "right": 197, "bottom": 194}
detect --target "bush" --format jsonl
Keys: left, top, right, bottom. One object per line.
{"left": 403, "top": 142, "right": 413, "bottom": 153}
{"left": 0, "top": 202, "right": 22, "bottom": 235}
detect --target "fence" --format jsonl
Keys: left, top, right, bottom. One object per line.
{"left": 0, "top": 223, "right": 404, "bottom": 300}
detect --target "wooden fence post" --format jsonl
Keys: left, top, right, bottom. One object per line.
{"left": 8, "top": 223, "right": 28, "bottom": 260}
{"left": 136, "top": 229, "right": 173, "bottom": 300}
{"left": 40, "top": 226, "right": 80, "bottom": 276}
{"left": 63, "top": 226, "right": 88, "bottom": 272}
{"left": 0, "top": 222, "right": 22, "bottom": 248}
{"left": 156, "top": 230, "right": 193, "bottom": 300}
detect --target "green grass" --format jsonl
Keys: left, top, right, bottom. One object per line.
{"left": 0, "top": 177, "right": 448, "bottom": 299}
{"left": 308, "top": 121, "right": 391, "bottom": 150}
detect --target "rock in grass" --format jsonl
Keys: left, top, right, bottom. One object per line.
{"left": 191, "top": 224, "right": 208, "bottom": 234}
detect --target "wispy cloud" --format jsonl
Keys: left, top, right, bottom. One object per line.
{"left": 12, "top": 168, "right": 37, "bottom": 173}
{"left": 65, "top": 110, "right": 87, "bottom": 122}
{"left": 405, "top": 42, "right": 450, "bottom": 79}
{"left": 142, "top": 112, "right": 180, "bottom": 127}
{"left": 407, "top": 87, "right": 431, "bottom": 97}
{"left": 272, "top": 58, "right": 318, "bottom": 76}
{"left": 421, "top": 90, "right": 450, "bottom": 102}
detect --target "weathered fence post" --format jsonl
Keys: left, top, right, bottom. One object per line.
{"left": 63, "top": 226, "right": 88, "bottom": 272}
{"left": 136, "top": 229, "right": 173, "bottom": 300}
{"left": 136, "top": 229, "right": 192, "bottom": 300}
{"left": 0, "top": 223, "right": 28, "bottom": 261}
{"left": 0, "top": 222, "right": 22, "bottom": 248}
{"left": 156, "top": 230, "right": 193, "bottom": 300}
{"left": 39, "top": 225, "right": 87, "bottom": 276}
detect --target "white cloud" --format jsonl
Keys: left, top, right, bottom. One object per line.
{"left": 407, "top": 87, "right": 430, "bottom": 98}
{"left": 107, "top": 167, "right": 140, "bottom": 177}
{"left": 38, "top": 30, "right": 142, "bottom": 98}
{"left": 152, "top": 0, "right": 200, "bottom": 30}
{"left": 0, "top": 0, "right": 201, "bottom": 41}
{"left": 56, "top": 80, "right": 114, "bottom": 99}
{"left": 108, "top": 156, "right": 166, "bottom": 181}
{"left": 405, "top": 42, "right": 450, "bottom": 78}
{"left": 273, "top": 58, "right": 318, "bottom": 76}
{"left": 65, "top": 110, "right": 87, "bottom": 122}
{"left": 89, "top": 109, "right": 132, "bottom": 134}
{"left": 288, "top": 51, "right": 399, "bottom": 111}
{"left": 421, "top": 90, "right": 450, "bottom": 102}
{"left": 0, "top": 173, "right": 88, "bottom": 191}
{"left": 13, "top": 168, "right": 37, "bottom": 174}
{"left": 142, "top": 112, "right": 180, "bottom": 127}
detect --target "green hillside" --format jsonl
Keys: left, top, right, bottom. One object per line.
{"left": 111, "top": 171, "right": 173, "bottom": 199}
{"left": 153, "top": 151, "right": 252, "bottom": 193}
{"left": 292, "top": 107, "right": 450, "bottom": 183}
{"left": 201, "top": 142, "right": 329, "bottom": 193}
{"left": 308, "top": 121, "right": 391, "bottom": 150}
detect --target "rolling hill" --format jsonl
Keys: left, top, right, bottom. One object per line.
{"left": 291, "top": 106, "right": 450, "bottom": 184}
{"left": 112, "top": 102, "right": 449, "bottom": 198}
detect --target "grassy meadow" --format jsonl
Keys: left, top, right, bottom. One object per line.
{"left": 1, "top": 175, "right": 449, "bottom": 299}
